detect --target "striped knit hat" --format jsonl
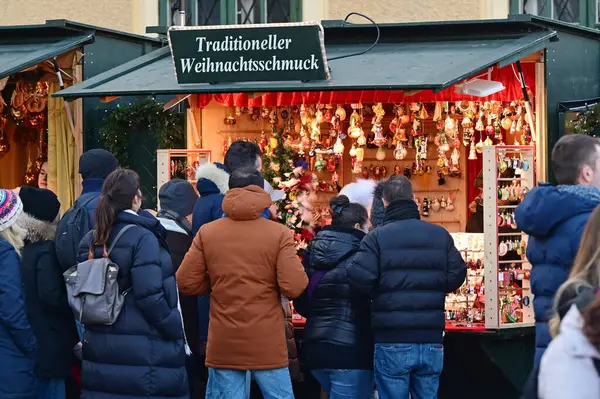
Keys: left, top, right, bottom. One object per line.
{"left": 0, "top": 189, "right": 23, "bottom": 233}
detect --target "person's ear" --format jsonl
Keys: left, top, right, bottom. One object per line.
{"left": 580, "top": 164, "right": 593, "bottom": 185}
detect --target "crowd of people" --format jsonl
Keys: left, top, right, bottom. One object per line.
{"left": 0, "top": 134, "right": 599, "bottom": 399}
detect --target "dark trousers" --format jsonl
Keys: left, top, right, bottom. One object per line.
{"left": 187, "top": 355, "right": 208, "bottom": 399}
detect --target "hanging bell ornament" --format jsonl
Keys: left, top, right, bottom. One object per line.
{"left": 469, "top": 139, "right": 478, "bottom": 160}
{"left": 348, "top": 110, "right": 362, "bottom": 139}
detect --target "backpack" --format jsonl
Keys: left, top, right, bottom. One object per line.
{"left": 63, "top": 225, "right": 134, "bottom": 326}
{"left": 55, "top": 194, "right": 99, "bottom": 272}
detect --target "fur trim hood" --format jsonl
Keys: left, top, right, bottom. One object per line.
{"left": 195, "top": 163, "right": 229, "bottom": 195}
{"left": 339, "top": 179, "right": 377, "bottom": 210}
{"left": 17, "top": 212, "right": 58, "bottom": 244}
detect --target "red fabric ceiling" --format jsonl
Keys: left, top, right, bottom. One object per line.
{"left": 192, "top": 63, "right": 535, "bottom": 108}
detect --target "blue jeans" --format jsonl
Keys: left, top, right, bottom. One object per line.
{"left": 206, "top": 367, "right": 293, "bottom": 399}
{"left": 36, "top": 378, "right": 66, "bottom": 399}
{"left": 374, "top": 343, "right": 444, "bottom": 399}
{"left": 311, "top": 369, "right": 374, "bottom": 399}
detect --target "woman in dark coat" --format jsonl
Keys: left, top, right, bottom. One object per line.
{"left": 0, "top": 188, "right": 37, "bottom": 399}
{"left": 77, "top": 169, "right": 188, "bottom": 399}
{"left": 294, "top": 195, "right": 374, "bottom": 399}
{"left": 17, "top": 187, "right": 77, "bottom": 399}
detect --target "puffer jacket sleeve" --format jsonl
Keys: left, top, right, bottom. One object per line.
{"left": 346, "top": 231, "right": 380, "bottom": 295}
{"left": 276, "top": 229, "right": 308, "bottom": 299}
{"left": 131, "top": 232, "right": 183, "bottom": 341}
{"left": 446, "top": 236, "right": 467, "bottom": 293}
{"left": 177, "top": 229, "right": 210, "bottom": 296}
{"left": 0, "top": 246, "right": 37, "bottom": 355}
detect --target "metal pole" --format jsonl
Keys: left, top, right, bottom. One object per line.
{"left": 177, "top": 0, "right": 187, "bottom": 26}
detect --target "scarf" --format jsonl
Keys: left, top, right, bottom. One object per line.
{"left": 156, "top": 209, "right": 192, "bottom": 235}
{"left": 383, "top": 199, "right": 421, "bottom": 224}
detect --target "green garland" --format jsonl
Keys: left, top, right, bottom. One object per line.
{"left": 99, "top": 98, "right": 185, "bottom": 167}
{"left": 567, "top": 103, "right": 600, "bottom": 137}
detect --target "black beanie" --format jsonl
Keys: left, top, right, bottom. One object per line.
{"left": 79, "top": 149, "right": 119, "bottom": 180}
{"left": 159, "top": 179, "right": 199, "bottom": 217}
{"left": 19, "top": 187, "right": 60, "bottom": 223}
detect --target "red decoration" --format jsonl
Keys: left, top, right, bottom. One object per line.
{"left": 191, "top": 64, "right": 535, "bottom": 109}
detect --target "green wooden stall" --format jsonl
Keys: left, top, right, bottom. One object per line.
{"left": 54, "top": 15, "right": 600, "bottom": 398}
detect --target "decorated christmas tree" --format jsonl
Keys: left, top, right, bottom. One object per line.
{"left": 262, "top": 124, "right": 317, "bottom": 252}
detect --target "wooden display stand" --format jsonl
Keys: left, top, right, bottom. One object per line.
{"left": 156, "top": 149, "right": 211, "bottom": 207}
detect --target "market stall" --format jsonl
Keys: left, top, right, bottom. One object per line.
{"left": 54, "top": 14, "right": 600, "bottom": 398}
{"left": 0, "top": 20, "right": 160, "bottom": 212}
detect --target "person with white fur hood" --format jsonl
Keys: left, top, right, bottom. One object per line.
{"left": 339, "top": 178, "right": 387, "bottom": 229}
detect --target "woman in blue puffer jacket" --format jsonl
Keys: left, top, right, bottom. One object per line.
{"left": 294, "top": 195, "right": 373, "bottom": 399}
{"left": 0, "top": 189, "right": 37, "bottom": 399}
{"left": 77, "top": 169, "right": 188, "bottom": 399}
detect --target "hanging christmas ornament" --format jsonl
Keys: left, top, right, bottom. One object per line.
{"left": 375, "top": 147, "right": 387, "bottom": 161}
{"left": 335, "top": 105, "right": 346, "bottom": 121}
{"left": 355, "top": 146, "right": 364, "bottom": 162}
{"left": 468, "top": 139, "right": 478, "bottom": 160}
{"left": 315, "top": 107, "right": 324, "bottom": 124}
{"left": 433, "top": 102, "right": 443, "bottom": 122}
{"left": 476, "top": 133, "right": 484, "bottom": 154}
{"left": 0, "top": 127, "right": 9, "bottom": 156}
{"left": 494, "top": 120, "right": 502, "bottom": 140}
{"left": 348, "top": 109, "right": 362, "bottom": 139}
{"left": 311, "top": 119, "right": 321, "bottom": 142}
{"left": 419, "top": 103, "right": 429, "bottom": 120}
{"left": 333, "top": 136, "right": 344, "bottom": 155}
{"left": 394, "top": 141, "right": 407, "bottom": 160}
{"left": 450, "top": 147, "right": 460, "bottom": 176}
{"left": 484, "top": 136, "right": 494, "bottom": 146}
{"left": 24, "top": 158, "right": 37, "bottom": 186}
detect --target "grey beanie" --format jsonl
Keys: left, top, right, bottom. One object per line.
{"left": 159, "top": 179, "right": 199, "bottom": 217}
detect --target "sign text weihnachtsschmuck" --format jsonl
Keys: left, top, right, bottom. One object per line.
{"left": 168, "top": 22, "right": 329, "bottom": 85}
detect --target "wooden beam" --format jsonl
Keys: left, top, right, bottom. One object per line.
{"left": 100, "top": 96, "right": 120, "bottom": 103}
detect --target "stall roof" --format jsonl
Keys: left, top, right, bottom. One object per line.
{"left": 54, "top": 15, "right": 570, "bottom": 99}
{"left": 0, "top": 19, "right": 161, "bottom": 81}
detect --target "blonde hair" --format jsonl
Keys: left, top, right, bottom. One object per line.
{"left": 0, "top": 223, "right": 26, "bottom": 257}
{"left": 550, "top": 205, "right": 600, "bottom": 337}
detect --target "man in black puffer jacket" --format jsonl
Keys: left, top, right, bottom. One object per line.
{"left": 346, "top": 175, "right": 466, "bottom": 399}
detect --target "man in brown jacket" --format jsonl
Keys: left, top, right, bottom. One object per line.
{"left": 177, "top": 167, "right": 308, "bottom": 399}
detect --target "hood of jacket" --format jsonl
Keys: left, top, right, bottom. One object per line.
{"left": 17, "top": 212, "right": 57, "bottom": 244}
{"left": 305, "top": 225, "right": 365, "bottom": 271}
{"left": 515, "top": 184, "right": 600, "bottom": 238}
{"left": 559, "top": 305, "right": 600, "bottom": 360}
{"left": 221, "top": 185, "right": 271, "bottom": 221}
{"left": 195, "top": 163, "right": 229, "bottom": 196}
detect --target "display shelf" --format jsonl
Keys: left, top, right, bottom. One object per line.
{"left": 156, "top": 149, "right": 211, "bottom": 206}
{"left": 483, "top": 145, "right": 535, "bottom": 329}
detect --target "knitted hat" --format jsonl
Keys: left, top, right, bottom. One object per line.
{"left": 18, "top": 187, "right": 61, "bottom": 223}
{"left": 79, "top": 149, "right": 119, "bottom": 180}
{"left": 0, "top": 189, "right": 23, "bottom": 232}
{"left": 159, "top": 179, "right": 199, "bottom": 217}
